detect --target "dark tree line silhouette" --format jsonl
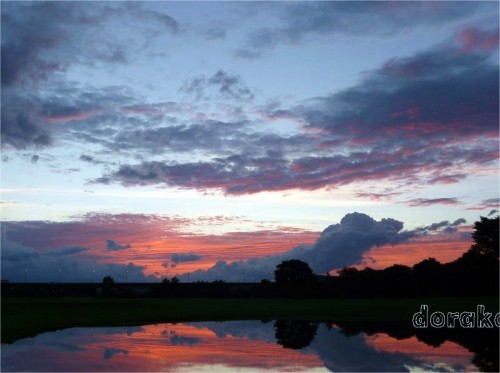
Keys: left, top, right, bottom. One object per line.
{"left": 332, "top": 215, "right": 499, "bottom": 297}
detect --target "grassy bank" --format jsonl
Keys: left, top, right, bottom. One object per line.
{"left": 2, "top": 297, "right": 498, "bottom": 344}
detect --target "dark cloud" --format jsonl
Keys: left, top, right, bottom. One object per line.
{"left": 1, "top": 2, "right": 68, "bottom": 86}
{"left": 488, "top": 209, "right": 499, "bottom": 217}
{"left": 424, "top": 221, "right": 451, "bottom": 232}
{"left": 1, "top": 94, "right": 52, "bottom": 149}
{"left": 417, "top": 218, "right": 467, "bottom": 234}
{"left": 79, "top": 154, "right": 110, "bottom": 166}
{"left": 171, "top": 253, "right": 204, "bottom": 264}
{"left": 39, "top": 84, "right": 137, "bottom": 123}
{"left": 80, "top": 155, "right": 97, "bottom": 163}
{"left": 1, "top": 2, "right": 176, "bottom": 150}
{"left": 237, "top": 2, "right": 490, "bottom": 58}
{"left": 1, "top": 2, "right": 178, "bottom": 87}
{"left": 96, "top": 142, "right": 497, "bottom": 195}
{"left": 112, "top": 120, "right": 249, "bottom": 155}
{"left": 299, "top": 46, "right": 498, "bottom": 146}
{"left": 1, "top": 80, "right": 136, "bottom": 150}
{"left": 451, "top": 218, "right": 467, "bottom": 226}
{"left": 180, "top": 212, "right": 418, "bottom": 282}
{"left": 170, "top": 335, "right": 202, "bottom": 346}
{"left": 105, "top": 240, "right": 131, "bottom": 251}
{"left": 405, "top": 198, "right": 462, "bottom": 207}
{"left": 95, "top": 152, "right": 289, "bottom": 194}
{"left": 181, "top": 70, "right": 254, "bottom": 101}
{"left": 103, "top": 347, "right": 128, "bottom": 360}
{"left": 44, "top": 246, "right": 89, "bottom": 256}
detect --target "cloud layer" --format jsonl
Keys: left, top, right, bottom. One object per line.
{"left": 2, "top": 1, "right": 497, "bottom": 200}
{"left": 91, "top": 28, "right": 499, "bottom": 196}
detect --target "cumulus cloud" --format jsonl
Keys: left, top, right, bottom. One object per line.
{"left": 105, "top": 239, "right": 131, "bottom": 251}
{"left": 180, "top": 212, "right": 419, "bottom": 282}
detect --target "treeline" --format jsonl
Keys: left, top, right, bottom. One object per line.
{"left": 331, "top": 251, "right": 498, "bottom": 297}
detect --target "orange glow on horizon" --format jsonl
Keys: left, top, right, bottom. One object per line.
{"left": 97, "top": 229, "right": 320, "bottom": 278}
{"left": 354, "top": 233, "right": 471, "bottom": 271}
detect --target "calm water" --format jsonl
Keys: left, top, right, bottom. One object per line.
{"left": 2, "top": 320, "right": 497, "bottom": 372}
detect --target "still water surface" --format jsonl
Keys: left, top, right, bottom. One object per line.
{"left": 1, "top": 320, "right": 493, "bottom": 372}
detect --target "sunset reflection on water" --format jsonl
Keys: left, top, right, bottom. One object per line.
{"left": 1, "top": 321, "right": 484, "bottom": 372}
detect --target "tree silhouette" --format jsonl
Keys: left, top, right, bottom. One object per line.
{"left": 470, "top": 215, "right": 499, "bottom": 259}
{"left": 171, "top": 276, "right": 180, "bottom": 284}
{"left": 274, "top": 320, "right": 319, "bottom": 349}
{"left": 102, "top": 275, "right": 115, "bottom": 285}
{"left": 412, "top": 258, "right": 443, "bottom": 295}
{"left": 274, "top": 259, "right": 314, "bottom": 284}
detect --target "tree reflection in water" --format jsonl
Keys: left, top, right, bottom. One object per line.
{"left": 330, "top": 321, "right": 499, "bottom": 372}
{"left": 274, "top": 320, "right": 319, "bottom": 349}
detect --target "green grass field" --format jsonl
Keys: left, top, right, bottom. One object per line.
{"left": 2, "top": 297, "right": 498, "bottom": 344}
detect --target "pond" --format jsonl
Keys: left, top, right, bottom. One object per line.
{"left": 2, "top": 320, "right": 498, "bottom": 372}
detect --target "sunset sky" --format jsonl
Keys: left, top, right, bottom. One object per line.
{"left": 1, "top": 1, "right": 499, "bottom": 283}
